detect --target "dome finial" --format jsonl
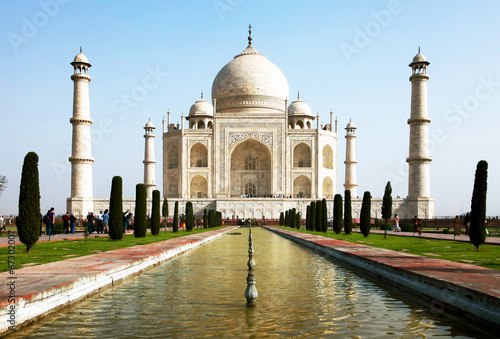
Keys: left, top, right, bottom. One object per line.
{"left": 297, "top": 90, "right": 300, "bottom": 100}
{"left": 248, "top": 24, "right": 253, "bottom": 46}
{"left": 418, "top": 46, "right": 420, "bottom": 53}
{"left": 80, "top": 46, "right": 82, "bottom": 53}
{"left": 201, "top": 90, "right": 204, "bottom": 99}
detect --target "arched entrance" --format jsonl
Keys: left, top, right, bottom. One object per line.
{"left": 293, "top": 175, "right": 311, "bottom": 198}
{"left": 190, "top": 175, "right": 208, "bottom": 198}
{"left": 230, "top": 139, "right": 271, "bottom": 197}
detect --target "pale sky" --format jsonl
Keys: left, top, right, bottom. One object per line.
{"left": 1, "top": 0, "right": 499, "bottom": 217}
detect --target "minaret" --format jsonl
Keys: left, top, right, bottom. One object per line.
{"left": 143, "top": 120, "right": 156, "bottom": 198}
{"left": 407, "top": 49, "right": 431, "bottom": 199}
{"left": 68, "top": 48, "right": 94, "bottom": 217}
{"left": 344, "top": 120, "right": 357, "bottom": 197}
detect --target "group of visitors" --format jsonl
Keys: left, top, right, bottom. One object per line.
{"left": 86, "top": 210, "right": 110, "bottom": 234}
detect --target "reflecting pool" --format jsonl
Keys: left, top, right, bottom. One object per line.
{"left": 9, "top": 228, "right": 487, "bottom": 338}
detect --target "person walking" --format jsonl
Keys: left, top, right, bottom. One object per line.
{"left": 62, "top": 212, "right": 70, "bottom": 234}
{"left": 453, "top": 215, "right": 461, "bottom": 236}
{"left": 47, "top": 207, "right": 56, "bottom": 236}
{"left": 70, "top": 213, "right": 77, "bottom": 234}
{"left": 87, "top": 212, "right": 94, "bottom": 234}
{"left": 102, "top": 209, "right": 109, "bottom": 234}
{"left": 464, "top": 212, "right": 471, "bottom": 235}
{"left": 393, "top": 214, "right": 401, "bottom": 232}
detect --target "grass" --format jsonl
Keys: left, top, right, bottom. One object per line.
{"left": 0, "top": 227, "right": 223, "bottom": 273}
{"left": 275, "top": 226, "right": 500, "bottom": 270}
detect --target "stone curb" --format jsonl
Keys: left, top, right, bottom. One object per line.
{"left": 0, "top": 227, "right": 238, "bottom": 336}
{"left": 264, "top": 227, "right": 500, "bottom": 331}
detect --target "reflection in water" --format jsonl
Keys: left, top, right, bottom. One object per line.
{"left": 9, "top": 228, "right": 484, "bottom": 338}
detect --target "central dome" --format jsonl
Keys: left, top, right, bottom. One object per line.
{"left": 211, "top": 43, "right": 289, "bottom": 113}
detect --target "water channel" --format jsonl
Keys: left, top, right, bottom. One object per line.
{"left": 10, "top": 228, "right": 487, "bottom": 338}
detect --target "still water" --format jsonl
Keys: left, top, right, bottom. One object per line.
{"left": 10, "top": 228, "right": 486, "bottom": 338}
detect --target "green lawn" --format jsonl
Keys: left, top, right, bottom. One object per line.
{"left": 275, "top": 227, "right": 500, "bottom": 270}
{"left": 1, "top": 227, "right": 223, "bottom": 273}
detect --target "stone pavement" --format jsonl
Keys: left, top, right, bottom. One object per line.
{"left": 0, "top": 226, "right": 238, "bottom": 335}
{"left": 351, "top": 229, "right": 500, "bottom": 245}
{"left": 265, "top": 226, "right": 500, "bottom": 330}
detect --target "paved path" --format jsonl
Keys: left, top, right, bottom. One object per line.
{"left": 351, "top": 229, "right": 500, "bottom": 245}
{"left": 0, "top": 228, "right": 183, "bottom": 247}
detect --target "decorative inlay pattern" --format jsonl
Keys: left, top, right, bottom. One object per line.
{"left": 228, "top": 132, "right": 273, "bottom": 150}
{"left": 188, "top": 139, "right": 209, "bottom": 149}
{"left": 292, "top": 172, "right": 312, "bottom": 181}
{"left": 291, "top": 139, "right": 312, "bottom": 150}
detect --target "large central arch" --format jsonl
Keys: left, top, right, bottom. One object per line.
{"left": 230, "top": 139, "right": 272, "bottom": 197}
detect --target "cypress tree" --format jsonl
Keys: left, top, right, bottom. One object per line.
{"left": 306, "top": 205, "right": 311, "bottom": 231}
{"left": 381, "top": 181, "right": 392, "bottom": 227}
{"left": 172, "top": 201, "right": 179, "bottom": 232}
{"left": 296, "top": 212, "right": 301, "bottom": 229}
{"left": 151, "top": 190, "right": 161, "bottom": 235}
{"left": 279, "top": 212, "right": 284, "bottom": 226}
{"left": 291, "top": 208, "right": 296, "bottom": 228}
{"left": 315, "top": 200, "right": 322, "bottom": 232}
{"left": 333, "top": 194, "right": 343, "bottom": 234}
{"left": 217, "top": 211, "right": 222, "bottom": 226}
{"left": 162, "top": 198, "right": 169, "bottom": 233}
{"left": 285, "top": 210, "right": 289, "bottom": 227}
{"left": 134, "top": 184, "right": 147, "bottom": 238}
{"left": 344, "top": 190, "right": 352, "bottom": 234}
{"left": 470, "top": 160, "right": 488, "bottom": 250}
{"left": 322, "top": 198, "right": 328, "bottom": 232}
{"left": 310, "top": 201, "right": 316, "bottom": 231}
{"left": 203, "top": 209, "right": 208, "bottom": 228}
{"left": 17, "top": 152, "right": 40, "bottom": 252}
{"left": 360, "top": 191, "right": 371, "bottom": 237}
{"left": 208, "top": 209, "right": 214, "bottom": 228}
{"left": 185, "top": 201, "right": 194, "bottom": 231}
{"left": 109, "top": 176, "right": 123, "bottom": 240}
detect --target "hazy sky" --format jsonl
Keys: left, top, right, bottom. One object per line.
{"left": 1, "top": 0, "right": 499, "bottom": 217}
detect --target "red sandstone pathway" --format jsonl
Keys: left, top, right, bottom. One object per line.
{"left": 0, "top": 227, "right": 237, "bottom": 305}
{"left": 266, "top": 227, "right": 500, "bottom": 300}
{"left": 351, "top": 229, "right": 500, "bottom": 245}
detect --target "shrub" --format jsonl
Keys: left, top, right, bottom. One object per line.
{"left": 442, "top": 229, "right": 450, "bottom": 234}
{"left": 310, "top": 201, "right": 316, "bottom": 231}
{"left": 322, "top": 199, "right": 328, "bottom": 232}
{"left": 134, "top": 184, "right": 147, "bottom": 238}
{"left": 108, "top": 176, "right": 123, "bottom": 240}
{"left": 185, "top": 201, "right": 194, "bottom": 231}
{"left": 381, "top": 181, "right": 392, "bottom": 225}
{"left": 400, "top": 221, "right": 414, "bottom": 232}
{"left": 360, "top": 191, "right": 371, "bottom": 237}
{"left": 315, "top": 200, "right": 322, "bottom": 232}
{"left": 172, "top": 201, "right": 179, "bottom": 232}
{"left": 162, "top": 198, "right": 169, "bottom": 231}
{"left": 151, "top": 190, "right": 161, "bottom": 235}
{"left": 333, "top": 194, "right": 343, "bottom": 234}
{"left": 470, "top": 160, "right": 488, "bottom": 250}
{"left": 17, "top": 152, "right": 40, "bottom": 252}
{"left": 344, "top": 190, "right": 352, "bottom": 234}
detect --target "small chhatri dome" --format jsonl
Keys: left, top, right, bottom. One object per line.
{"left": 410, "top": 47, "right": 430, "bottom": 67}
{"left": 346, "top": 120, "right": 356, "bottom": 129}
{"left": 288, "top": 92, "right": 312, "bottom": 117}
{"left": 72, "top": 47, "right": 91, "bottom": 66}
{"left": 211, "top": 26, "right": 289, "bottom": 113}
{"left": 189, "top": 93, "right": 214, "bottom": 117}
{"left": 145, "top": 120, "right": 155, "bottom": 129}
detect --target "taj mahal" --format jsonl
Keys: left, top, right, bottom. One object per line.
{"left": 66, "top": 28, "right": 434, "bottom": 220}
